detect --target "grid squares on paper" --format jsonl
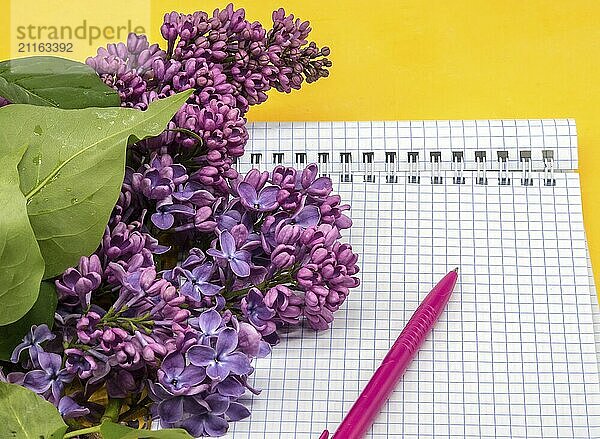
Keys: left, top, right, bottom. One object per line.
{"left": 223, "top": 121, "right": 599, "bottom": 438}
{"left": 239, "top": 120, "right": 578, "bottom": 175}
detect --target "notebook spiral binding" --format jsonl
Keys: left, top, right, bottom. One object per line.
{"left": 247, "top": 148, "right": 558, "bottom": 187}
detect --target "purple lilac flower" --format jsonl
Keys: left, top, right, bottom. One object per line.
{"left": 240, "top": 289, "right": 276, "bottom": 336}
{"left": 149, "top": 382, "right": 188, "bottom": 424}
{"left": 178, "top": 263, "right": 222, "bottom": 300}
{"left": 237, "top": 182, "right": 279, "bottom": 211}
{"left": 189, "top": 309, "right": 225, "bottom": 344}
{"left": 157, "top": 353, "right": 206, "bottom": 395}
{"left": 23, "top": 352, "right": 74, "bottom": 403}
{"left": 178, "top": 395, "right": 233, "bottom": 437}
{"left": 207, "top": 231, "right": 251, "bottom": 277}
{"left": 64, "top": 348, "right": 97, "bottom": 379}
{"left": 151, "top": 199, "right": 196, "bottom": 230}
{"left": 188, "top": 328, "right": 252, "bottom": 381}
{"left": 10, "top": 324, "right": 55, "bottom": 364}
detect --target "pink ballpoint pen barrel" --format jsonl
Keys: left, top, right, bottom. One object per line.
{"left": 319, "top": 268, "right": 459, "bottom": 439}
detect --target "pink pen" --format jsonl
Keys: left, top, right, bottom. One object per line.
{"left": 318, "top": 268, "right": 459, "bottom": 439}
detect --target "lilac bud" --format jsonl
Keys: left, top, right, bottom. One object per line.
{"left": 271, "top": 244, "right": 295, "bottom": 269}
{"left": 76, "top": 312, "right": 103, "bottom": 344}
{"left": 237, "top": 322, "right": 263, "bottom": 357}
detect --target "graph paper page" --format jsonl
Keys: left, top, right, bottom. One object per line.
{"left": 224, "top": 121, "right": 600, "bottom": 438}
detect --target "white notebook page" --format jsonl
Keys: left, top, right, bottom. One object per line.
{"left": 224, "top": 121, "right": 600, "bottom": 438}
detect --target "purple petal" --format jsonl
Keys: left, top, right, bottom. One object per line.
{"left": 217, "top": 214, "right": 239, "bottom": 231}
{"left": 32, "top": 324, "right": 55, "bottom": 344}
{"left": 206, "top": 248, "right": 225, "bottom": 259}
{"left": 219, "top": 231, "right": 236, "bottom": 257}
{"left": 226, "top": 402, "right": 251, "bottom": 421}
{"left": 188, "top": 345, "right": 216, "bottom": 366}
{"left": 58, "top": 396, "right": 89, "bottom": 419}
{"left": 191, "top": 263, "right": 213, "bottom": 282}
{"left": 203, "top": 414, "right": 229, "bottom": 436}
{"left": 199, "top": 309, "right": 222, "bottom": 334}
{"left": 23, "top": 370, "right": 52, "bottom": 393}
{"left": 258, "top": 341, "right": 272, "bottom": 358}
{"left": 198, "top": 282, "right": 223, "bottom": 296}
{"left": 62, "top": 269, "right": 81, "bottom": 288}
{"left": 234, "top": 249, "right": 251, "bottom": 263}
{"left": 151, "top": 211, "right": 175, "bottom": 230}
{"left": 180, "top": 282, "right": 200, "bottom": 301}
{"left": 237, "top": 182, "right": 258, "bottom": 208}
{"left": 301, "top": 164, "right": 318, "bottom": 189}
{"left": 206, "top": 362, "right": 230, "bottom": 381}
{"left": 222, "top": 352, "right": 252, "bottom": 376}
{"left": 181, "top": 415, "right": 205, "bottom": 437}
{"left": 216, "top": 328, "right": 238, "bottom": 356}
{"left": 165, "top": 204, "right": 195, "bottom": 216}
{"left": 237, "top": 322, "right": 262, "bottom": 357}
{"left": 173, "top": 185, "right": 195, "bottom": 201}
{"left": 205, "top": 393, "right": 230, "bottom": 415}
{"left": 38, "top": 352, "right": 62, "bottom": 374}
{"left": 149, "top": 381, "right": 174, "bottom": 401}
{"left": 51, "top": 380, "right": 64, "bottom": 403}
{"left": 216, "top": 377, "right": 245, "bottom": 397}
{"left": 336, "top": 214, "right": 353, "bottom": 229}
{"left": 293, "top": 205, "right": 320, "bottom": 228}
{"left": 158, "top": 397, "right": 184, "bottom": 424}
{"left": 229, "top": 258, "right": 250, "bottom": 277}
{"left": 178, "top": 365, "right": 207, "bottom": 387}
{"left": 257, "top": 186, "right": 279, "bottom": 211}
{"left": 10, "top": 341, "right": 30, "bottom": 363}
{"left": 162, "top": 353, "right": 185, "bottom": 376}
{"left": 309, "top": 177, "right": 333, "bottom": 195}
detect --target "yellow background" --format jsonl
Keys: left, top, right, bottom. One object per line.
{"left": 2, "top": 1, "right": 600, "bottom": 289}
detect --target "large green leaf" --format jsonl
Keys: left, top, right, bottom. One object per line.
{"left": 0, "top": 90, "right": 192, "bottom": 325}
{"left": 0, "top": 281, "right": 57, "bottom": 359}
{"left": 0, "top": 56, "right": 120, "bottom": 108}
{"left": 0, "top": 136, "right": 45, "bottom": 325}
{"left": 0, "top": 382, "right": 68, "bottom": 438}
{"left": 8, "top": 90, "right": 192, "bottom": 279}
{"left": 100, "top": 421, "right": 194, "bottom": 439}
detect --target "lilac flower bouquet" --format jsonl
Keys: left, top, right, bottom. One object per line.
{"left": 0, "top": 4, "right": 359, "bottom": 438}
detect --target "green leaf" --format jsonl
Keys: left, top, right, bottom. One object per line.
{"left": 0, "top": 90, "right": 192, "bottom": 325}
{"left": 0, "top": 281, "right": 57, "bottom": 359}
{"left": 100, "top": 421, "right": 193, "bottom": 439}
{"left": 0, "top": 382, "right": 68, "bottom": 438}
{"left": 0, "top": 56, "right": 120, "bottom": 108}
{"left": 8, "top": 90, "right": 192, "bottom": 279}
{"left": 0, "top": 138, "right": 45, "bottom": 326}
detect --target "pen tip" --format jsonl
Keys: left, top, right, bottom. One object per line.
{"left": 453, "top": 267, "right": 459, "bottom": 273}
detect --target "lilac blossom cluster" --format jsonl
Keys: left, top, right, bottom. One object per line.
{"left": 5, "top": 164, "right": 358, "bottom": 435}
{"left": 86, "top": 3, "right": 331, "bottom": 195}
{"left": 1, "top": 5, "right": 357, "bottom": 437}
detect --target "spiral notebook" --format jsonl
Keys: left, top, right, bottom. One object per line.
{"left": 225, "top": 120, "right": 600, "bottom": 438}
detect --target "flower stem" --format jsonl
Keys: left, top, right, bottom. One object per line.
{"left": 225, "top": 267, "right": 299, "bottom": 300}
{"left": 101, "top": 397, "right": 124, "bottom": 423}
{"left": 63, "top": 425, "right": 101, "bottom": 438}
